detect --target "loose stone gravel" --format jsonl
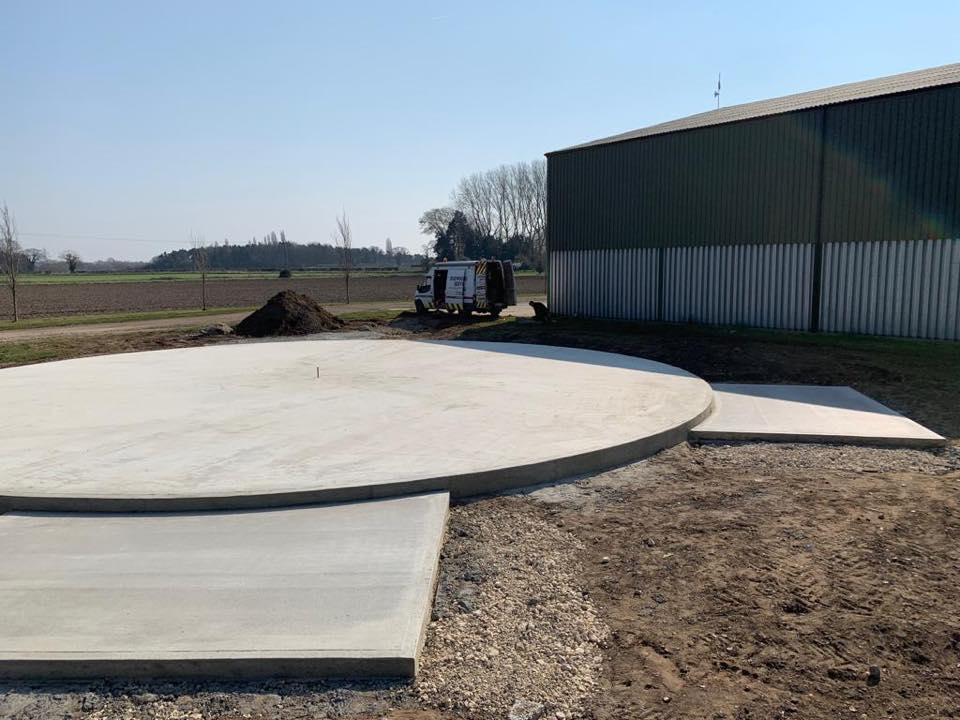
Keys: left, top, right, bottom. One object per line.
{"left": 0, "top": 499, "right": 606, "bottom": 720}
{"left": 416, "top": 499, "right": 609, "bottom": 719}
{"left": 688, "top": 440, "right": 960, "bottom": 474}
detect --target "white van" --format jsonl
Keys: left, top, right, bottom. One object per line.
{"left": 414, "top": 260, "right": 517, "bottom": 317}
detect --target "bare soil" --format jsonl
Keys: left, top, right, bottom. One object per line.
{"left": 234, "top": 290, "right": 344, "bottom": 337}
{"left": 1, "top": 315, "right": 958, "bottom": 719}
{"left": 529, "top": 442, "right": 960, "bottom": 719}
{"left": 0, "top": 275, "right": 546, "bottom": 319}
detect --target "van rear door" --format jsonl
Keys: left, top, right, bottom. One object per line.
{"left": 502, "top": 261, "right": 517, "bottom": 305}
{"left": 433, "top": 268, "right": 447, "bottom": 303}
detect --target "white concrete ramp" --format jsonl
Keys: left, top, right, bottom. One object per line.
{"left": 0, "top": 493, "right": 448, "bottom": 679}
{"left": 691, "top": 384, "right": 944, "bottom": 447}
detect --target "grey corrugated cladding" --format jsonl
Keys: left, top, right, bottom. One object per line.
{"left": 547, "top": 66, "right": 960, "bottom": 253}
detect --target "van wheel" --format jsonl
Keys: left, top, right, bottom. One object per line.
{"left": 489, "top": 307, "right": 502, "bottom": 318}
{"left": 415, "top": 300, "right": 426, "bottom": 315}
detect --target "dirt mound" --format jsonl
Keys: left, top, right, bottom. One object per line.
{"left": 235, "top": 290, "right": 344, "bottom": 337}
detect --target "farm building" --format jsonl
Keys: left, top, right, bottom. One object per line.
{"left": 546, "top": 63, "right": 960, "bottom": 340}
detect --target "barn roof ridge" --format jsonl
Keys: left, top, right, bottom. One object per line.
{"left": 549, "top": 63, "right": 960, "bottom": 155}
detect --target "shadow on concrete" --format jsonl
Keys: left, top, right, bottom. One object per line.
{"left": 712, "top": 383, "right": 905, "bottom": 415}
{"left": 419, "top": 338, "right": 699, "bottom": 379}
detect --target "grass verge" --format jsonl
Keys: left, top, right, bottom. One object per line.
{"left": 0, "top": 307, "right": 257, "bottom": 331}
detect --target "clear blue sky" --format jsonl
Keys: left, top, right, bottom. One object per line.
{"left": 2, "top": 0, "right": 958, "bottom": 261}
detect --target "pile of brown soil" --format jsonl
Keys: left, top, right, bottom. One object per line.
{"left": 234, "top": 290, "right": 344, "bottom": 337}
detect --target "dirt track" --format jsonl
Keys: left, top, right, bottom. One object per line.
{"left": 0, "top": 275, "right": 546, "bottom": 319}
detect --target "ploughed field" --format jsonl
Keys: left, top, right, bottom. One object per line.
{"left": 0, "top": 275, "right": 547, "bottom": 318}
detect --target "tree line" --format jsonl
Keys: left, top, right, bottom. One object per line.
{"left": 419, "top": 158, "right": 546, "bottom": 270}
{"left": 146, "top": 231, "right": 422, "bottom": 271}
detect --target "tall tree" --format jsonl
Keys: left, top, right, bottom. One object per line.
{"left": 444, "top": 159, "right": 547, "bottom": 268}
{"left": 0, "top": 204, "right": 21, "bottom": 322}
{"left": 447, "top": 211, "right": 477, "bottom": 260}
{"left": 190, "top": 232, "right": 209, "bottom": 311}
{"left": 418, "top": 207, "right": 455, "bottom": 238}
{"left": 333, "top": 211, "right": 353, "bottom": 303}
{"left": 280, "top": 229, "right": 290, "bottom": 271}
{"left": 60, "top": 251, "right": 81, "bottom": 273}
{"left": 23, "top": 247, "right": 47, "bottom": 272}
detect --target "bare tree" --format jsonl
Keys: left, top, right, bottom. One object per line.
{"left": 60, "top": 250, "right": 81, "bottom": 273}
{"left": 0, "top": 204, "right": 21, "bottom": 322}
{"left": 23, "top": 247, "right": 47, "bottom": 271}
{"left": 418, "top": 207, "right": 455, "bottom": 237}
{"left": 332, "top": 211, "right": 353, "bottom": 303}
{"left": 190, "top": 232, "right": 209, "bottom": 311}
{"left": 447, "top": 159, "right": 546, "bottom": 268}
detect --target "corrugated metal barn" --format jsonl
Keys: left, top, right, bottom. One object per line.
{"left": 546, "top": 64, "right": 960, "bottom": 339}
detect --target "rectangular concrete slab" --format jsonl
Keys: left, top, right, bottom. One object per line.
{"left": 691, "top": 384, "right": 945, "bottom": 447}
{"left": 0, "top": 492, "right": 448, "bottom": 679}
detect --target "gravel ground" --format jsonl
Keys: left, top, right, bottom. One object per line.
{"left": 417, "top": 500, "right": 608, "bottom": 719}
{"left": 4, "top": 442, "right": 957, "bottom": 719}
{"left": 528, "top": 442, "right": 960, "bottom": 719}
{"left": 0, "top": 500, "right": 605, "bottom": 720}
{"left": 688, "top": 440, "right": 960, "bottom": 474}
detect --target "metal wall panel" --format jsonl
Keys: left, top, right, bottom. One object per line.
{"left": 549, "top": 249, "right": 659, "bottom": 319}
{"left": 545, "top": 84, "right": 960, "bottom": 338}
{"left": 549, "top": 245, "right": 812, "bottom": 328}
{"left": 548, "top": 84, "right": 960, "bottom": 254}
{"left": 661, "top": 243, "right": 813, "bottom": 330}
{"left": 548, "top": 111, "right": 823, "bottom": 252}
{"left": 820, "top": 89, "right": 960, "bottom": 247}
{"left": 820, "top": 238, "right": 960, "bottom": 339}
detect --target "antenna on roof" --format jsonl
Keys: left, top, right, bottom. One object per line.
{"left": 714, "top": 72, "right": 721, "bottom": 109}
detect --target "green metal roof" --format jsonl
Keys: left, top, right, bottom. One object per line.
{"left": 550, "top": 63, "right": 960, "bottom": 155}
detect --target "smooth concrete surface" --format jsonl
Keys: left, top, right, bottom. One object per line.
{"left": 0, "top": 339, "right": 713, "bottom": 511}
{"left": 0, "top": 492, "right": 448, "bottom": 679}
{"left": 690, "top": 384, "right": 945, "bottom": 447}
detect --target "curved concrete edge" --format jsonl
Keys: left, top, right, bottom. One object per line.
{"left": 0, "top": 655, "right": 415, "bottom": 680}
{"left": 0, "top": 396, "right": 715, "bottom": 514}
{"left": 689, "top": 429, "right": 947, "bottom": 449}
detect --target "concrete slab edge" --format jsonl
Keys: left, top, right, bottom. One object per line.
{"left": 0, "top": 656, "right": 416, "bottom": 680}
{"left": 0, "top": 399, "right": 714, "bottom": 513}
{"left": 688, "top": 429, "right": 947, "bottom": 448}
{"left": 408, "top": 499, "right": 449, "bottom": 677}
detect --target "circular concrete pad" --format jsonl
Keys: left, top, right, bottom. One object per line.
{"left": 0, "top": 339, "right": 713, "bottom": 511}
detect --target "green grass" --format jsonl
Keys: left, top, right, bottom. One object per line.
{"left": 0, "top": 306, "right": 257, "bottom": 331}
{"left": 0, "top": 342, "right": 63, "bottom": 365}
{"left": 18, "top": 270, "right": 425, "bottom": 285}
